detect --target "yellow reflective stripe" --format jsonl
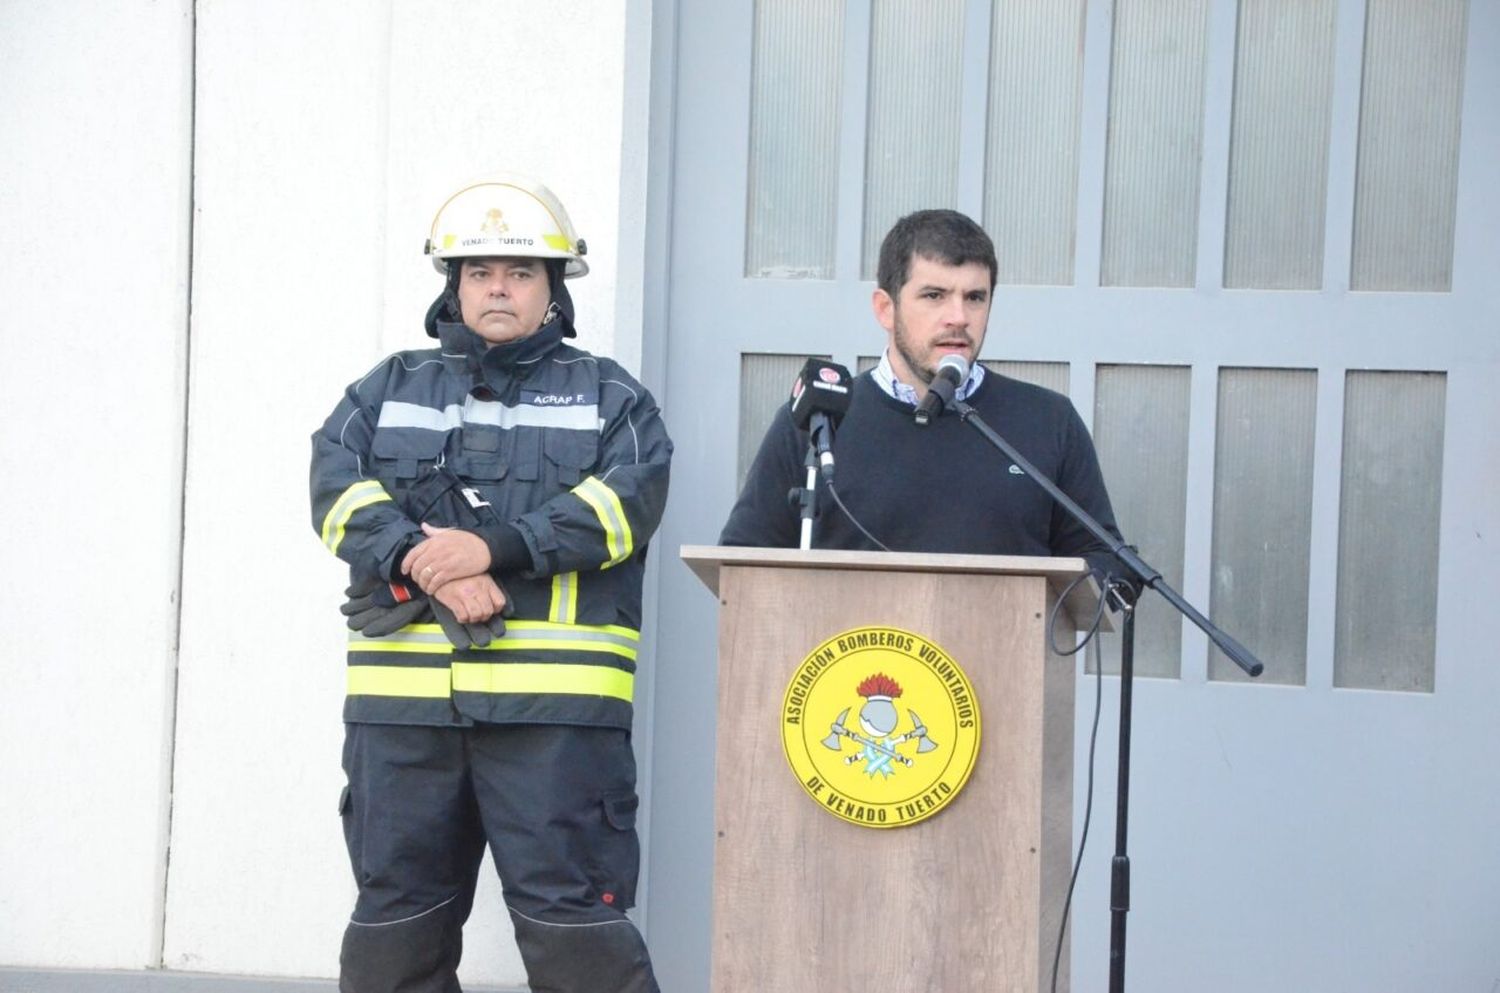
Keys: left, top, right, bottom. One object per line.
{"left": 347, "top": 665, "right": 451, "bottom": 698}
{"left": 542, "top": 233, "right": 573, "bottom": 251}
{"left": 595, "top": 478, "right": 634, "bottom": 566}
{"left": 321, "top": 480, "right": 393, "bottom": 554}
{"left": 451, "top": 662, "right": 633, "bottom": 701}
{"left": 549, "top": 572, "right": 579, "bottom": 624}
{"left": 574, "top": 476, "right": 634, "bottom": 569}
{"left": 573, "top": 478, "right": 620, "bottom": 562}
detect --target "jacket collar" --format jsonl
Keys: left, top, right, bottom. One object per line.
{"left": 437, "top": 318, "right": 569, "bottom": 394}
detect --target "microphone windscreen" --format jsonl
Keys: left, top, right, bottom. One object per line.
{"left": 936, "top": 353, "right": 969, "bottom": 383}
{"left": 789, "top": 359, "right": 853, "bottom": 429}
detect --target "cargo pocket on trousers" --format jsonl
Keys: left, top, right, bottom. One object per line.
{"left": 588, "top": 790, "right": 641, "bottom": 911}
{"left": 339, "top": 783, "right": 362, "bottom": 881}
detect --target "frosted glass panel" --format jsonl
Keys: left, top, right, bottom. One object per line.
{"left": 983, "top": 0, "right": 1088, "bottom": 285}
{"left": 1209, "top": 369, "right": 1316, "bottom": 685}
{"left": 1223, "top": 0, "right": 1338, "bottom": 290}
{"left": 1334, "top": 372, "right": 1446, "bottom": 691}
{"left": 981, "top": 360, "right": 1069, "bottom": 397}
{"left": 862, "top": 0, "right": 964, "bottom": 278}
{"left": 1093, "top": 365, "right": 1192, "bottom": 678}
{"left": 745, "top": 0, "right": 844, "bottom": 279}
{"left": 739, "top": 354, "right": 828, "bottom": 491}
{"left": 1350, "top": 0, "right": 1467, "bottom": 291}
{"left": 1101, "top": 0, "right": 1210, "bottom": 288}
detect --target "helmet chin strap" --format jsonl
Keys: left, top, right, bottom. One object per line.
{"left": 444, "top": 262, "right": 463, "bottom": 312}
{"left": 420, "top": 262, "right": 464, "bottom": 337}
{"left": 545, "top": 259, "right": 577, "bottom": 337}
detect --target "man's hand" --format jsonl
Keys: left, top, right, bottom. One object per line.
{"left": 430, "top": 573, "right": 507, "bottom": 624}
{"left": 402, "top": 522, "right": 492, "bottom": 593}
{"left": 429, "top": 574, "right": 510, "bottom": 649}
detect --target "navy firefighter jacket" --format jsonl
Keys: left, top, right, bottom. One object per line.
{"left": 310, "top": 317, "right": 672, "bottom": 730}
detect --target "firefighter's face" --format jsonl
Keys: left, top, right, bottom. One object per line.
{"left": 457, "top": 257, "right": 551, "bottom": 345}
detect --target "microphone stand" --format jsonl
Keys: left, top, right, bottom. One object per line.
{"left": 792, "top": 413, "right": 839, "bottom": 550}
{"left": 948, "top": 396, "right": 1263, "bottom": 993}
{"left": 793, "top": 442, "right": 818, "bottom": 551}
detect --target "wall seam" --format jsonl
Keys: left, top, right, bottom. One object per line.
{"left": 155, "top": 0, "right": 198, "bottom": 970}
{"left": 640, "top": 0, "right": 680, "bottom": 947}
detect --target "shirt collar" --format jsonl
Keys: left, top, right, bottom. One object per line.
{"left": 872, "top": 350, "right": 986, "bottom": 407}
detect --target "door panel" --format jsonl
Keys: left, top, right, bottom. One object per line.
{"left": 644, "top": 2, "right": 1500, "bottom": 990}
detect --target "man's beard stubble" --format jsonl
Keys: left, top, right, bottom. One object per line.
{"left": 892, "top": 312, "right": 973, "bottom": 386}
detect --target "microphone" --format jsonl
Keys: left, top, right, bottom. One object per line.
{"left": 913, "top": 354, "right": 969, "bottom": 426}
{"left": 789, "top": 359, "right": 853, "bottom": 481}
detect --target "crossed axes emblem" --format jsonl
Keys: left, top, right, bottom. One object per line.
{"left": 820, "top": 707, "right": 938, "bottom": 768}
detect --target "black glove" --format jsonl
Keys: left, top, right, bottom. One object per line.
{"left": 341, "top": 579, "right": 430, "bottom": 637}
{"left": 431, "top": 598, "right": 508, "bottom": 649}
{"left": 429, "top": 575, "right": 515, "bottom": 649}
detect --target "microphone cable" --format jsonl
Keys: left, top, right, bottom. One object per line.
{"left": 825, "top": 481, "right": 893, "bottom": 552}
{"left": 1046, "top": 573, "right": 1129, "bottom": 993}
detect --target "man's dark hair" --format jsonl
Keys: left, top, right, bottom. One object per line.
{"left": 875, "top": 209, "right": 998, "bottom": 297}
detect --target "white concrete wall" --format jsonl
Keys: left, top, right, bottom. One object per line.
{"left": 1, "top": 1, "right": 650, "bottom": 986}
{"left": 0, "top": 0, "right": 194, "bottom": 970}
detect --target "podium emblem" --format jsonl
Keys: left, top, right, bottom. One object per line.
{"left": 780, "top": 626, "right": 981, "bottom": 828}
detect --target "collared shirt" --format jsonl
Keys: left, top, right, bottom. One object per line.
{"left": 871, "top": 350, "right": 986, "bottom": 407}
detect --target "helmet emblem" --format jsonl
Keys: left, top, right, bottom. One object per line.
{"left": 481, "top": 208, "right": 509, "bottom": 235}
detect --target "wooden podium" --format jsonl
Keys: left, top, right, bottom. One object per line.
{"left": 680, "top": 546, "right": 1104, "bottom": 993}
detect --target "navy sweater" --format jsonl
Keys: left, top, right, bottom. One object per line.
{"left": 719, "top": 371, "right": 1126, "bottom": 581}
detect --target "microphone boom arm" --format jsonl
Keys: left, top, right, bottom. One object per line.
{"left": 951, "top": 397, "right": 1262, "bottom": 677}
{"left": 950, "top": 396, "right": 1263, "bottom": 993}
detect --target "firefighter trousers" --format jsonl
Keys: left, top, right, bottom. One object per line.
{"left": 338, "top": 722, "right": 659, "bottom": 993}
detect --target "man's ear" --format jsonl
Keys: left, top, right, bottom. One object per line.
{"left": 872, "top": 287, "right": 895, "bottom": 332}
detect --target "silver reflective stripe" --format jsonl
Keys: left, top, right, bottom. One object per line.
{"left": 377, "top": 401, "right": 462, "bottom": 431}
{"left": 504, "top": 622, "right": 640, "bottom": 655}
{"left": 550, "top": 571, "right": 578, "bottom": 624}
{"left": 377, "top": 399, "right": 602, "bottom": 433}
{"left": 466, "top": 398, "right": 600, "bottom": 431}
{"left": 348, "top": 627, "right": 451, "bottom": 648}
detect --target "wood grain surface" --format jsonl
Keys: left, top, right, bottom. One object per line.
{"left": 704, "top": 558, "right": 1081, "bottom": 993}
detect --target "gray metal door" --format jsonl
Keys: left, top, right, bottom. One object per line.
{"left": 643, "top": 2, "right": 1500, "bottom": 990}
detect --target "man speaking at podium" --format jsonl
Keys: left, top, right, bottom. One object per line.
{"left": 719, "top": 208, "right": 1123, "bottom": 579}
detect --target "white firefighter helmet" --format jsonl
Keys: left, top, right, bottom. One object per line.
{"left": 425, "top": 174, "right": 589, "bottom": 278}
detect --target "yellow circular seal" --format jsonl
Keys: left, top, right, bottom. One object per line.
{"left": 781, "top": 626, "right": 981, "bottom": 828}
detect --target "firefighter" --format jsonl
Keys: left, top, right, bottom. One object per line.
{"left": 310, "top": 174, "right": 670, "bottom": 993}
